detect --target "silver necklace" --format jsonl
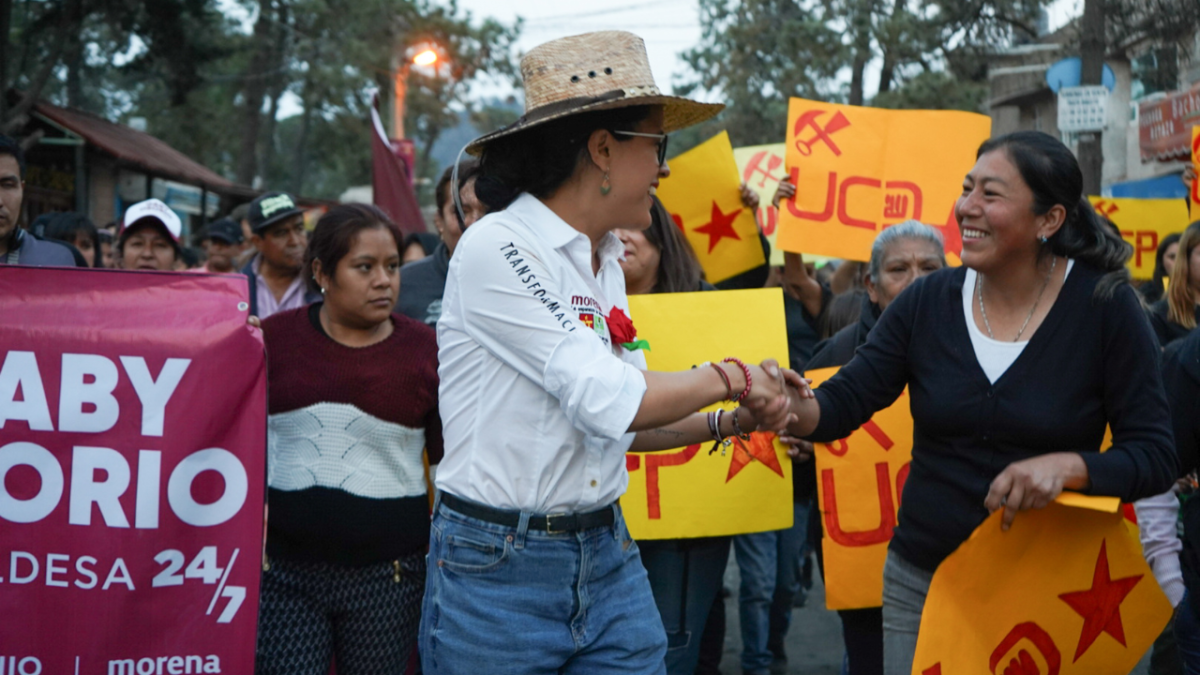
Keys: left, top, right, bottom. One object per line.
{"left": 977, "top": 256, "right": 1057, "bottom": 342}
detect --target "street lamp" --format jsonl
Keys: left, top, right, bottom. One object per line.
{"left": 392, "top": 44, "right": 442, "bottom": 139}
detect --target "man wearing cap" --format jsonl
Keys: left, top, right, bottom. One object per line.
{"left": 240, "top": 191, "right": 319, "bottom": 318}
{"left": 0, "top": 134, "right": 77, "bottom": 267}
{"left": 117, "top": 199, "right": 183, "bottom": 271}
{"left": 196, "top": 217, "right": 243, "bottom": 273}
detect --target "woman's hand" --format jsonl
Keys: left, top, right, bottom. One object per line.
{"left": 733, "top": 360, "right": 793, "bottom": 433}
{"left": 739, "top": 182, "right": 760, "bottom": 210}
{"left": 984, "top": 452, "right": 1090, "bottom": 531}
{"left": 772, "top": 175, "right": 796, "bottom": 209}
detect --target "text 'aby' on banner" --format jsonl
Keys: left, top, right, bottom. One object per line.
{"left": 0, "top": 267, "right": 267, "bottom": 675}
{"left": 657, "top": 131, "right": 767, "bottom": 283}
{"left": 1089, "top": 196, "right": 1190, "bottom": 279}
{"left": 807, "top": 367, "right": 912, "bottom": 610}
{"left": 623, "top": 288, "right": 792, "bottom": 539}
{"left": 913, "top": 499, "right": 1170, "bottom": 675}
{"left": 778, "top": 98, "right": 991, "bottom": 264}
{"left": 733, "top": 143, "right": 833, "bottom": 268}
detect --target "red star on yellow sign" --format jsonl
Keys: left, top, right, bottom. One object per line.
{"left": 694, "top": 201, "right": 744, "bottom": 254}
{"left": 1058, "top": 539, "right": 1144, "bottom": 662}
{"left": 726, "top": 432, "right": 785, "bottom": 483}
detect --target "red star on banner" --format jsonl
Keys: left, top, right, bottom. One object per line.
{"left": 694, "top": 201, "right": 743, "bottom": 254}
{"left": 1058, "top": 539, "right": 1144, "bottom": 662}
{"left": 726, "top": 433, "right": 785, "bottom": 482}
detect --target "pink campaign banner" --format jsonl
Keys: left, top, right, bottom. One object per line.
{"left": 0, "top": 267, "right": 266, "bottom": 675}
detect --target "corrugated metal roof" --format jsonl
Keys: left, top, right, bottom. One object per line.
{"left": 33, "top": 99, "right": 242, "bottom": 192}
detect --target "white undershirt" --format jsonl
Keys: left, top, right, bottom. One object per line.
{"left": 962, "top": 259, "right": 1074, "bottom": 383}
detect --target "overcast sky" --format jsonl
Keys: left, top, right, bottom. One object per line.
{"left": 455, "top": 0, "right": 1082, "bottom": 105}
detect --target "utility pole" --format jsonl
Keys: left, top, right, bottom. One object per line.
{"left": 1077, "top": 0, "right": 1105, "bottom": 195}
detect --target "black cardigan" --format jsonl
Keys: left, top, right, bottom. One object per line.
{"left": 1148, "top": 298, "right": 1200, "bottom": 349}
{"left": 808, "top": 263, "right": 1177, "bottom": 572}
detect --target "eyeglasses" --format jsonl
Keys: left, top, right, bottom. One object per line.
{"left": 613, "top": 131, "right": 669, "bottom": 166}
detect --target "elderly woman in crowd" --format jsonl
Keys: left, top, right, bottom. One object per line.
{"left": 770, "top": 131, "right": 1176, "bottom": 674}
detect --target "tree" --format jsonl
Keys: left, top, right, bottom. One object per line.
{"left": 675, "top": 0, "right": 849, "bottom": 149}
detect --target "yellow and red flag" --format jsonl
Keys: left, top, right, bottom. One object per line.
{"left": 777, "top": 98, "right": 991, "bottom": 264}
{"left": 913, "top": 499, "right": 1171, "bottom": 675}
{"left": 808, "top": 367, "right": 913, "bottom": 610}
{"left": 657, "top": 131, "right": 767, "bottom": 283}
{"left": 1088, "top": 197, "right": 1190, "bottom": 279}
{"left": 622, "top": 288, "right": 792, "bottom": 539}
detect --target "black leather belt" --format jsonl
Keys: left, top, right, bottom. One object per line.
{"left": 440, "top": 492, "right": 616, "bottom": 533}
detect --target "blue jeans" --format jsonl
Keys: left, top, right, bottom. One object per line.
{"left": 640, "top": 537, "right": 732, "bottom": 675}
{"left": 734, "top": 500, "right": 811, "bottom": 674}
{"left": 881, "top": 550, "right": 934, "bottom": 675}
{"left": 1176, "top": 591, "right": 1200, "bottom": 674}
{"left": 419, "top": 495, "right": 667, "bottom": 675}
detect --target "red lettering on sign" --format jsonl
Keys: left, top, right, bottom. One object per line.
{"left": 1093, "top": 200, "right": 1119, "bottom": 218}
{"left": 642, "top": 444, "right": 702, "bottom": 520}
{"left": 821, "top": 463, "right": 896, "bottom": 547}
{"left": 922, "top": 665, "right": 942, "bottom": 675}
{"left": 785, "top": 167, "right": 837, "bottom": 221}
{"left": 824, "top": 438, "right": 849, "bottom": 457}
{"left": 862, "top": 419, "right": 894, "bottom": 450}
{"left": 838, "top": 176, "right": 882, "bottom": 229}
{"left": 884, "top": 181, "right": 923, "bottom": 221}
{"left": 1135, "top": 231, "right": 1158, "bottom": 269}
{"left": 895, "top": 461, "right": 910, "bottom": 509}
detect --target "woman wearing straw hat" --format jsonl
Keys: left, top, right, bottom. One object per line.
{"left": 420, "top": 31, "right": 798, "bottom": 675}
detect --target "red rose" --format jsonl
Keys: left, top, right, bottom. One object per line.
{"left": 606, "top": 308, "right": 637, "bottom": 345}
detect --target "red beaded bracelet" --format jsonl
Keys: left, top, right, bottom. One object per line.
{"left": 722, "top": 357, "right": 752, "bottom": 402}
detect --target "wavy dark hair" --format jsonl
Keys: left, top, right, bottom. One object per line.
{"left": 304, "top": 203, "right": 403, "bottom": 294}
{"left": 474, "top": 106, "right": 653, "bottom": 212}
{"left": 643, "top": 197, "right": 704, "bottom": 294}
{"left": 975, "top": 132, "right": 1132, "bottom": 300}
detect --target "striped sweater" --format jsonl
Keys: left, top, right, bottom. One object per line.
{"left": 262, "top": 304, "right": 442, "bottom": 565}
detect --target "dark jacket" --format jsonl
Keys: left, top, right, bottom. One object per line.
{"left": 1148, "top": 298, "right": 1200, "bottom": 349}
{"left": 241, "top": 255, "right": 322, "bottom": 318}
{"left": 806, "top": 295, "right": 880, "bottom": 371}
{"left": 2, "top": 229, "right": 77, "bottom": 267}
{"left": 396, "top": 242, "right": 450, "bottom": 327}
{"left": 810, "top": 264, "right": 1177, "bottom": 572}
{"left": 1166, "top": 330, "right": 1200, "bottom": 614}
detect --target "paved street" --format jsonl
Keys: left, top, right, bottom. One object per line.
{"left": 714, "top": 550, "right": 1154, "bottom": 675}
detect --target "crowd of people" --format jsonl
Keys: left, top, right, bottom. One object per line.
{"left": 4, "top": 28, "right": 1200, "bottom": 675}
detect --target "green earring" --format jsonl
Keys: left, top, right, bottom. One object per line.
{"left": 600, "top": 172, "right": 611, "bottom": 196}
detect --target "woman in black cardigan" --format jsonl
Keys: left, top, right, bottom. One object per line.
{"left": 765, "top": 131, "right": 1177, "bottom": 674}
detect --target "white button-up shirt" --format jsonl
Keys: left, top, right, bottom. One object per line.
{"left": 435, "top": 193, "right": 648, "bottom": 513}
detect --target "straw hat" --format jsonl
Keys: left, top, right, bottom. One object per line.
{"left": 467, "top": 31, "right": 723, "bottom": 154}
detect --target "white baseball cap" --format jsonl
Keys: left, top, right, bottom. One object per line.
{"left": 121, "top": 199, "right": 182, "bottom": 243}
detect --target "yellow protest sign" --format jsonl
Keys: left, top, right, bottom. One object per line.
{"left": 657, "top": 131, "right": 767, "bottom": 283}
{"left": 734, "top": 143, "right": 834, "bottom": 268}
{"left": 1192, "top": 126, "right": 1200, "bottom": 210}
{"left": 807, "top": 367, "right": 913, "bottom": 610}
{"left": 1088, "top": 197, "right": 1190, "bottom": 279}
{"left": 622, "top": 288, "right": 792, "bottom": 539}
{"left": 777, "top": 99, "right": 990, "bottom": 265}
{"left": 913, "top": 502, "right": 1171, "bottom": 675}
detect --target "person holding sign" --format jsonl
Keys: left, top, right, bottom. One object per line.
{"left": 421, "top": 31, "right": 794, "bottom": 675}
{"left": 767, "top": 131, "right": 1177, "bottom": 675}
{"left": 1148, "top": 221, "right": 1200, "bottom": 349}
{"left": 256, "top": 204, "right": 441, "bottom": 674}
